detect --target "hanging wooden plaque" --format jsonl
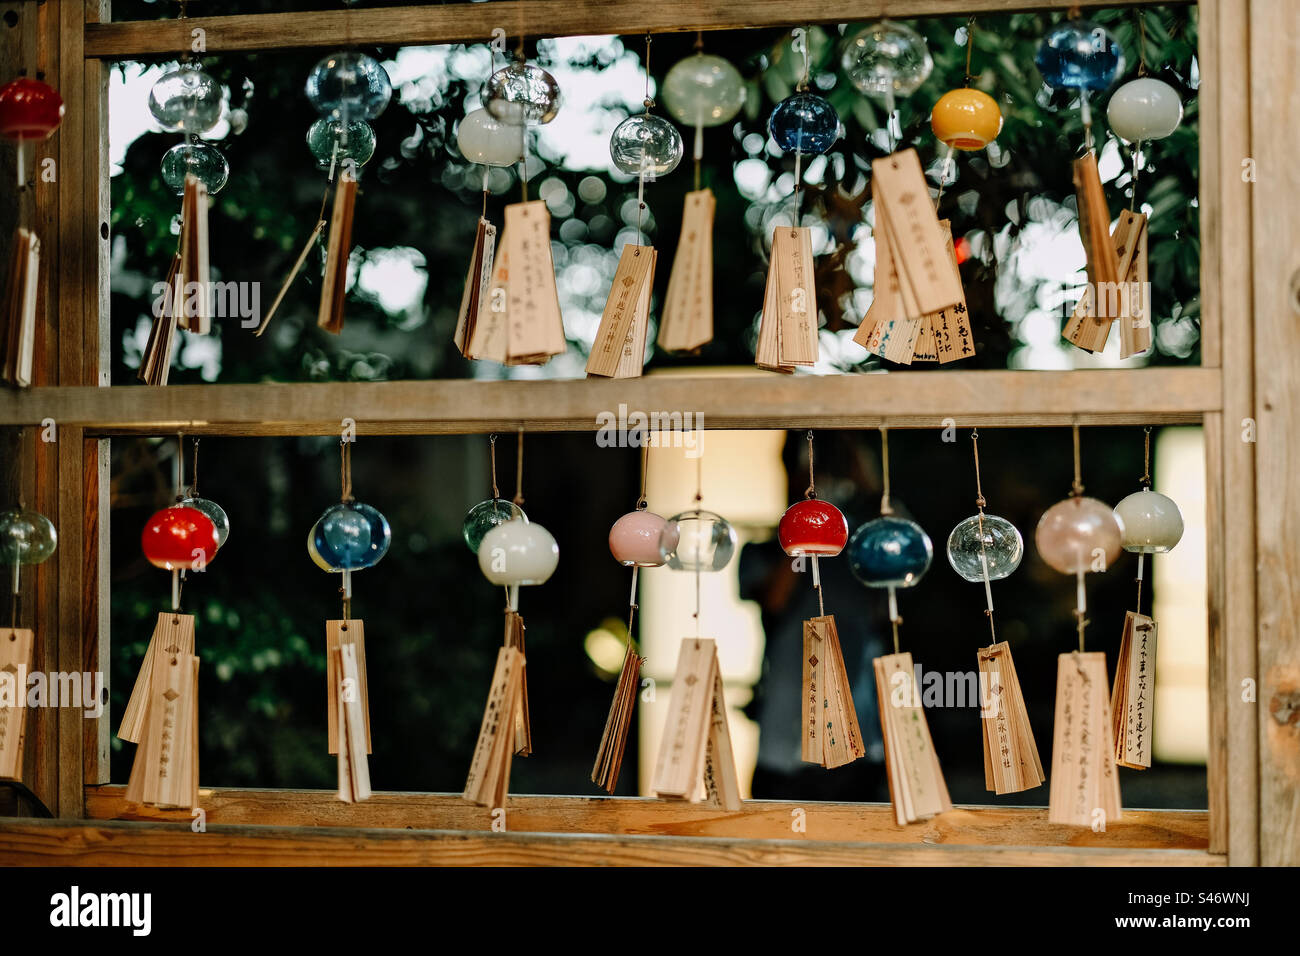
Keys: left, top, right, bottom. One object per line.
{"left": 503, "top": 200, "right": 566, "bottom": 364}
{"left": 453, "top": 217, "right": 498, "bottom": 357}
{"left": 977, "top": 641, "right": 1045, "bottom": 795}
{"left": 463, "top": 645, "right": 525, "bottom": 808}
{"left": 873, "top": 651, "right": 952, "bottom": 824}
{"left": 587, "top": 244, "right": 655, "bottom": 378}
{"left": 659, "top": 189, "right": 715, "bottom": 353}
{"left": 336, "top": 641, "right": 373, "bottom": 803}
{"left": 1111, "top": 611, "right": 1157, "bottom": 769}
{"left": 317, "top": 176, "right": 358, "bottom": 334}
{"left": 119, "top": 612, "right": 195, "bottom": 744}
{"left": 651, "top": 637, "right": 740, "bottom": 807}
{"left": 592, "top": 642, "right": 643, "bottom": 794}
{"left": 1, "top": 227, "right": 39, "bottom": 388}
{"left": 0, "top": 628, "right": 34, "bottom": 781}
{"left": 177, "top": 175, "right": 211, "bottom": 335}
{"left": 1048, "top": 651, "right": 1123, "bottom": 826}
{"left": 326, "top": 620, "right": 371, "bottom": 755}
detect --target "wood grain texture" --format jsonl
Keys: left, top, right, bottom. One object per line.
{"left": 1250, "top": 0, "right": 1300, "bottom": 868}
{"left": 81, "top": 786, "right": 1211, "bottom": 850}
{"left": 83, "top": 0, "right": 1169, "bottom": 58}
{"left": 0, "top": 369, "right": 1219, "bottom": 436}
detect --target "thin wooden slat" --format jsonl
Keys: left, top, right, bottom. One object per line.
{"left": 0, "top": 369, "right": 1220, "bottom": 435}
{"left": 0, "top": 818, "right": 1222, "bottom": 867}
{"left": 83, "top": 0, "right": 1167, "bottom": 58}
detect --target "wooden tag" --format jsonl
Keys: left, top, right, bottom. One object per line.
{"left": 754, "top": 251, "right": 794, "bottom": 373}
{"left": 774, "top": 227, "right": 818, "bottom": 366}
{"left": 1, "top": 227, "right": 39, "bottom": 388}
{"left": 1118, "top": 213, "right": 1152, "bottom": 358}
{"left": 702, "top": 665, "right": 742, "bottom": 810}
{"left": 119, "top": 613, "right": 195, "bottom": 744}
{"left": 800, "top": 618, "right": 824, "bottom": 763}
{"left": 139, "top": 254, "right": 181, "bottom": 386}
{"left": 873, "top": 652, "right": 952, "bottom": 824}
{"left": 177, "top": 175, "right": 211, "bottom": 335}
{"left": 1048, "top": 651, "right": 1123, "bottom": 826}
{"left": 1072, "top": 150, "right": 1120, "bottom": 297}
{"left": 816, "top": 616, "right": 865, "bottom": 769}
{"left": 463, "top": 645, "right": 524, "bottom": 807}
{"left": 659, "top": 189, "right": 715, "bottom": 352}
{"left": 651, "top": 637, "right": 739, "bottom": 806}
{"left": 1111, "top": 611, "right": 1157, "bottom": 769}
{"left": 587, "top": 244, "right": 655, "bottom": 378}
{"left": 502, "top": 200, "right": 565, "bottom": 364}
{"left": 336, "top": 642, "right": 372, "bottom": 802}
{"left": 136, "top": 648, "right": 199, "bottom": 810}
{"left": 0, "top": 628, "right": 34, "bottom": 781}
{"left": 928, "top": 223, "right": 975, "bottom": 363}
{"left": 326, "top": 620, "right": 371, "bottom": 755}
{"left": 504, "top": 610, "right": 531, "bottom": 757}
{"left": 466, "top": 243, "right": 510, "bottom": 362}
{"left": 911, "top": 318, "right": 938, "bottom": 362}
{"left": 1064, "top": 208, "right": 1144, "bottom": 352}
{"left": 871, "top": 149, "right": 964, "bottom": 315}
{"left": 454, "top": 217, "right": 498, "bottom": 356}
{"left": 317, "top": 176, "right": 358, "bottom": 334}
{"left": 592, "top": 642, "right": 643, "bottom": 793}
{"left": 977, "top": 642, "right": 1045, "bottom": 795}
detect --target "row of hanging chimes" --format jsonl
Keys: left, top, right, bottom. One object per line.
{"left": 854, "top": 149, "right": 970, "bottom": 365}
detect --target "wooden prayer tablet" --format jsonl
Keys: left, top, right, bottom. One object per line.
{"left": 1048, "top": 651, "right": 1123, "bottom": 826}
{"left": 1064, "top": 208, "right": 1148, "bottom": 354}
{"left": 503, "top": 200, "right": 566, "bottom": 365}
{"left": 464, "top": 645, "right": 525, "bottom": 808}
{"left": 756, "top": 227, "right": 817, "bottom": 370}
{"left": 454, "top": 217, "right": 498, "bottom": 357}
{"left": 0, "top": 628, "right": 34, "bottom": 781}
{"left": 873, "top": 651, "right": 953, "bottom": 825}
{"left": 587, "top": 244, "right": 655, "bottom": 378}
{"left": 336, "top": 641, "right": 372, "bottom": 803}
{"left": 326, "top": 620, "right": 371, "bottom": 755}
{"left": 132, "top": 647, "right": 200, "bottom": 810}
{"left": 119, "top": 612, "right": 195, "bottom": 744}
{"left": 802, "top": 616, "right": 865, "bottom": 769}
{"left": 1, "top": 227, "right": 39, "bottom": 388}
{"left": 659, "top": 189, "right": 715, "bottom": 353}
{"left": 592, "top": 642, "right": 643, "bottom": 793}
{"left": 504, "top": 611, "right": 531, "bottom": 757}
{"left": 177, "top": 174, "right": 211, "bottom": 335}
{"left": 317, "top": 176, "right": 358, "bottom": 334}
{"left": 651, "top": 637, "right": 741, "bottom": 809}
{"left": 1111, "top": 611, "right": 1157, "bottom": 769}
{"left": 977, "top": 642, "right": 1045, "bottom": 795}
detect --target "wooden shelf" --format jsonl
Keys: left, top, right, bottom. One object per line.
{"left": 0, "top": 368, "right": 1218, "bottom": 437}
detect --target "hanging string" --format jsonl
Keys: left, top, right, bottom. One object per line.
{"left": 340, "top": 438, "right": 353, "bottom": 502}
{"left": 971, "top": 429, "right": 997, "bottom": 645}
{"left": 513, "top": 427, "right": 525, "bottom": 507}
{"left": 963, "top": 16, "right": 977, "bottom": 86}
{"left": 804, "top": 430, "right": 826, "bottom": 616}
{"left": 488, "top": 433, "right": 500, "bottom": 499}
{"left": 693, "top": 32, "right": 705, "bottom": 191}
{"left": 879, "top": 426, "right": 893, "bottom": 515}
{"left": 792, "top": 26, "right": 811, "bottom": 220}
{"left": 189, "top": 438, "right": 201, "bottom": 496}
{"left": 1136, "top": 11, "right": 1149, "bottom": 77}
{"left": 1069, "top": 419, "right": 1088, "bottom": 651}
{"left": 637, "top": 34, "right": 652, "bottom": 241}
{"left": 1140, "top": 425, "right": 1152, "bottom": 489}
{"left": 636, "top": 442, "right": 649, "bottom": 510}
{"left": 1070, "top": 421, "right": 1084, "bottom": 497}
{"left": 804, "top": 430, "right": 816, "bottom": 498}
{"left": 693, "top": 444, "right": 704, "bottom": 641}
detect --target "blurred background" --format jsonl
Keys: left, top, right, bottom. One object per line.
{"left": 104, "top": 2, "right": 1206, "bottom": 808}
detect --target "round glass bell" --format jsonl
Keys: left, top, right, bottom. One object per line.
{"left": 477, "top": 518, "right": 559, "bottom": 585}
{"left": 609, "top": 114, "right": 683, "bottom": 177}
{"left": 847, "top": 515, "right": 933, "bottom": 588}
{"left": 484, "top": 62, "right": 560, "bottom": 126}
{"left": 312, "top": 501, "right": 391, "bottom": 571}
{"left": 609, "top": 510, "right": 668, "bottom": 567}
{"left": 0, "top": 508, "right": 57, "bottom": 565}
{"left": 777, "top": 499, "right": 848, "bottom": 557}
{"left": 842, "top": 20, "right": 933, "bottom": 98}
{"left": 305, "top": 51, "right": 393, "bottom": 121}
{"left": 307, "top": 118, "right": 376, "bottom": 171}
{"left": 179, "top": 496, "right": 230, "bottom": 550}
{"left": 1114, "top": 489, "right": 1183, "bottom": 553}
{"left": 659, "top": 510, "right": 736, "bottom": 572}
{"left": 148, "top": 65, "right": 223, "bottom": 134}
{"left": 1107, "top": 77, "right": 1183, "bottom": 142}
{"left": 0, "top": 77, "right": 65, "bottom": 141}
{"left": 462, "top": 498, "right": 526, "bottom": 554}
{"left": 456, "top": 108, "right": 523, "bottom": 167}
{"left": 160, "top": 142, "right": 230, "bottom": 196}
{"left": 931, "top": 88, "right": 1003, "bottom": 150}
{"left": 768, "top": 92, "right": 839, "bottom": 156}
{"left": 1034, "top": 496, "right": 1123, "bottom": 574}
{"left": 946, "top": 514, "right": 1023, "bottom": 583}
{"left": 141, "top": 505, "right": 219, "bottom": 572}
{"left": 1035, "top": 19, "right": 1124, "bottom": 93}
{"left": 662, "top": 53, "right": 747, "bottom": 128}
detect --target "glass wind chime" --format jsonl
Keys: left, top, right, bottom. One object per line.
{"left": 309, "top": 439, "right": 391, "bottom": 803}
{"left": 847, "top": 22, "right": 967, "bottom": 367}
{"left": 778, "top": 432, "right": 863, "bottom": 770}
{"left": 656, "top": 36, "right": 746, "bottom": 353}
{"left": 592, "top": 445, "right": 665, "bottom": 793}
{"left": 754, "top": 29, "right": 837, "bottom": 373}
{"left": 0, "top": 47, "right": 63, "bottom": 389}
{"left": 455, "top": 49, "right": 567, "bottom": 366}
{"left": 138, "top": 59, "right": 227, "bottom": 385}
{"left": 650, "top": 452, "right": 741, "bottom": 809}
{"left": 465, "top": 432, "right": 557, "bottom": 808}
{"left": 848, "top": 427, "right": 951, "bottom": 824}
{"left": 947, "top": 430, "right": 1043, "bottom": 795}
{"left": 1035, "top": 424, "right": 1123, "bottom": 826}
{"left": 0, "top": 480, "right": 57, "bottom": 781}
{"left": 587, "top": 36, "right": 682, "bottom": 379}
{"left": 1110, "top": 427, "right": 1183, "bottom": 769}
{"left": 123, "top": 438, "right": 227, "bottom": 810}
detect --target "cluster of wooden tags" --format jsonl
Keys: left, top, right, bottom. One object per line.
{"left": 1047, "top": 651, "right": 1122, "bottom": 826}
{"left": 0, "top": 628, "right": 35, "bottom": 781}
{"left": 854, "top": 149, "right": 973, "bottom": 365}
{"left": 463, "top": 611, "right": 531, "bottom": 807}
{"left": 592, "top": 642, "right": 643, "bottom": 793}
{"left": 455, "top": 201, "right": 566, "bottom": 365}
{"left": 755, "top": 226, "right": 817, "bottom": 372}
{"left": 1065, "top": 153, "right": 1152, "bottom": 358}
{"left": 657, "top": 189, "right": 716, "bottom": 353}
{"left": 317, "top": 177, "right": 358, "bottom": 335}
{"left": 976, "top": 642, "right": 1045, "bottom": 795}
{"left": 801, "top": 615, "right": 865, "bottom": 768}
{"left": 122, "top": 613, "right": 200, "bottom": 809}
{"left": 1110, "top": 611, "right": 1157, "bottom": 769}
{"left": 586, "top": 243, "right": 657, "bottom": 378}
{"left": 326, "top": 620, "right": 372, "bottom": 802}
{"left": 1, "top": 227, "right": 39, "bottom": 388}
{"left": 140, "top": 175, "right": 211, "bottom": 385}
{"left": 650, "top": 638, "right": 741, "bottom": 810}
{"left": 873, "top": 652, "right": 952, "bottom": 824}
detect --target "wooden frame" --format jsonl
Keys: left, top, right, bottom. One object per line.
{"left": 1, "top": 0, "right": 1292, "bottom": 867}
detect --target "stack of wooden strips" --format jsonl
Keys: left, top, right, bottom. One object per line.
{"left": 657, "top": 189, "right": 715, "bottom": 353}
{"left": 463, "top": 645, "right": 527, "bottom": 808}
{"left": 122, "top": 613, "right": 199, "bottom": 810}
{"left": 873, "top": 651, "right": 952, "bottom": 824}
{"left": 853, "top": 150, "right": 972, "bottom": 365}
{"left": 140, "top": 176, "right": 211, "bottom": 384}
{"left": 801, "top": 615, "right": 865, "bottom": 768}
{"left": 326, "top": 620, "right": 372, "bottom": 802}
{"left": 1064, "top": 205, "right": 1151, "bottom": 357}
{"left": 976, "top": 641, "right": 1045, "bottom": 794}
{"left": 1111, "top": 611, "right": 1158, "bottom": 770}
{"left": 587, "top": 243, "right": 656, "bottom": 378}
{"left": 755, "top": 226, "right": 817, "bottom": 372}
{"left": 592, "top": 642, "right": 643, "bottom": 793}
{"left": 1048, "top": 651, "right": 1123, "bottom": 826}
{"left": 651, "top": 638, "right": 741, "bottom": 810}
{"left": 1, "top": 227, "right": 39, "bottom": 388}
{"left": 0, "top": 628, "right": 34, "bottom": 780}
{"left": 318, "top": 176, "right": 358, "bottom": 334}
{"left": 503, "top": 610, "right": 531, "bottom": 756}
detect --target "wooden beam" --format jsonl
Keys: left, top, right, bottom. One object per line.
{"left": 82, "top": 0, "right": 1172, "bottom": 59}
{"left": 83, "top": 787, "right": 1211, "bottom": 850}
{"left": 0, "top": 818, "right": 1224, "bottom": 867}
{"left": 0, "top": 369, "right": 1219, "bottom": 436}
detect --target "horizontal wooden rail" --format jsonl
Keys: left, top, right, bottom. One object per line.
{"left": 85, "top": 0, "right": 1172, "bottom": 59}
{"left": 2, "top": 817, "right": 1221, "bottom": 867}
{"left": 0, "top": 369, "right": 1218, "bottom": 436}
{"left": 84, "top": 787, "right": 1211, "bottom": 850}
